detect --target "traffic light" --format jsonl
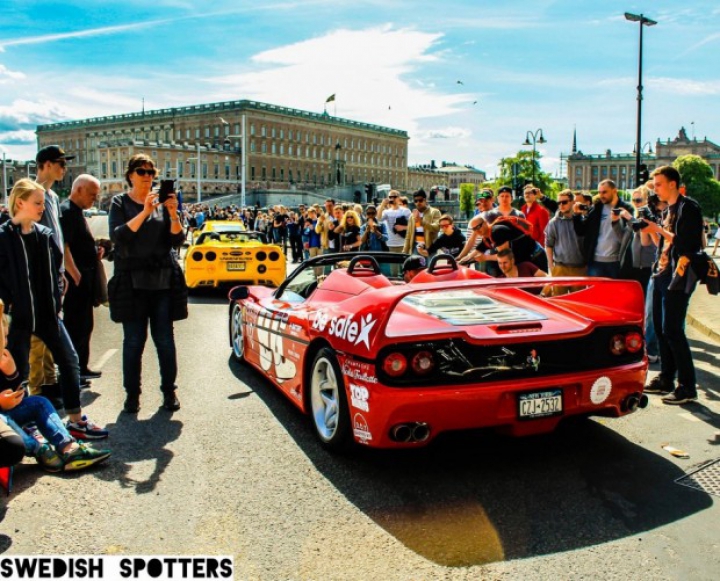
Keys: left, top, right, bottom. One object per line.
{"left": 639, "top": 164, "right": 649, "bottom": 185}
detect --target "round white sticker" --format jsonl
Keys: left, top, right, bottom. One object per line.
{"left": 590, "top": 376, "right": 612, "bottom": 405}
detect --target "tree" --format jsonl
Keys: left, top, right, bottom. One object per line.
{"left": 459, "top": 183, "right": 475, "bottom": 219}
{"left": 673, "top": 155, "right": 720, "bottom": 219}
{"left": 496, "top": 150, "right": 555, "bottom": 196}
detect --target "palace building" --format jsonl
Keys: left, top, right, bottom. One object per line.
{"left": 567, "top": 127, "right": 720, "bottom": 191}
{"left": 35, "top": 99, "right": 410, "bottom": 202}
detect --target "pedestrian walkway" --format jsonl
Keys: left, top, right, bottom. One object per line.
{"left": 686, "top": 254, "right": 720, "bottom": 343}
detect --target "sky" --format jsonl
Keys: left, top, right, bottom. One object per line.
{"left": 0, "top": 0, "right": 719, "bottom": 178}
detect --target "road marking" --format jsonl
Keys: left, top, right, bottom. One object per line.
{"left": 92, "top": 349, "right": 118, "bottom": 370}
{"left": 706, "top": 388, "right": 720, "bottom": 399}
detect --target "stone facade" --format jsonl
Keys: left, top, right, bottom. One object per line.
{"left": 567, "top": 127, "right": 720, "bottom": 191}
{"left": 35, "top": 99, "right": 409, "bottom": 203}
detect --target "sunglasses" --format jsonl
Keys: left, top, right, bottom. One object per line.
{"left": 633, "top": 198, "right": 644, "bottom": 203}
{"left": 52, "top": 159, "right": 67, "bottom": 168}
{"left": 135, "top": 168, "right": 157, "bottom": 177}
{"left": 558, "top": 200, "right": 572, "bottom": 205}
{"left": 388, "top": 196, "right": 398, "bottom": 200}
{"left": 413, "top": 199, "right": 425, "bottom": 203}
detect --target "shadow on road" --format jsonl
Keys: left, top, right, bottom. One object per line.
{"left": 95, "top": 409, "right": 183, "bottom": 494}
{"left": 230, "top": 357, "right": 714, "bottom": 568}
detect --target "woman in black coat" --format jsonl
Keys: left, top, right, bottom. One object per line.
{"left": 108, "top": 154, "right": 187, "bottom": 414}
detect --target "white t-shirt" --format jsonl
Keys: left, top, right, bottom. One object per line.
{"left": 382, "top": 207, "right": 411, "bottom": 247}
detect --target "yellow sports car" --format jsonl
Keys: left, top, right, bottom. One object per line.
{"left": 184, "top": 227, "right": 286, "bottom": 289}
{"left": 192, "top": 219, "right": 245, "bottom": 243}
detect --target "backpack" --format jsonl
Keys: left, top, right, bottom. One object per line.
{"left": 488, "top": 215, "right": 534, "bottom": 244}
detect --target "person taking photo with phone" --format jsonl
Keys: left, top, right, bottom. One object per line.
{"left": 108, "top": 154, "right": 187, "bottom": 414}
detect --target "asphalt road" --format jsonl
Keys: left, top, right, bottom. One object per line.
{"left": 1, "top": 217, "right": 718, "bottom": 580}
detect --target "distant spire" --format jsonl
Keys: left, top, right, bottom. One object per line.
{"left": 571, "top": 126, "right": 577, "bottom": 154}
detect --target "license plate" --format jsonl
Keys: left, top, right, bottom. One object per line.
{"left": 227, "top": 262, "right": 246, "bottom": 271}
{"left": 517, "top": 389, "right": 563, "bottom": 420}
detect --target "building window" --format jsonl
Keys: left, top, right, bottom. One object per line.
{"left": 271, "top": 127, "right": 276, "bottom": 138}
{"left": 288, "top": 145, "right": 293, "bottom": 156}
{"left": 289, "top": 169, "right": 293, "bottom": 182}
{"left": 262, "top": 166, "right": 266, "bottom": 179}
{"left": 280, "top": 129, "right": 284, "bottom": 139}
{"left": 204, "top": 127, "right": 210, "bottom": 138}
{"left": 251, "top": 166, "right": 255, "bottom": 179}
{"left": 250, "top": 141, "right": 256, "bottom": 153}
{"left": 250, "top": 124, "right": 255, "bottom": 136}
{"left": 214, "top": 164, "right": 219, "bottom": 178}
{"left": 261, "top": 142, "right": 267, "bottom": 153}
{"left": 261, "top": 126, "right": 266, "bottom": 137}
{"left": 280, "top": 144, "right": 284, "bottom": 155}
{"left": 195, "top": 129, "right": 200, "bottom": 139}
{"left": 177, "top": 160, "right": 183, "bottom": 178}
{"left": 272, "top": 143, "right": 276, "bottom": 154}
{"left": 272, "top": 167, "right": 276, "bottom": 179}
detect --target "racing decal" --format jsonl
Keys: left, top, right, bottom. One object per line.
{"left": 590, "top": 376, "right": 612, "bottom": 405}
{"left": 256, "top": 312, "right": 297, "bottom": 383}
{"left": 350, "top": 384, "right": 369, "bottom": 412}
{"left": 342, "top": 360, "right": 378, "bottom": 384}
{"left": 353, "top": 413, "right": 372, "bottom": 443}
{"left": 288, "top": 323, "right": 303, "bottom": 337}
{"left": 312, "top": 311, "right": 376, "bottom": 349}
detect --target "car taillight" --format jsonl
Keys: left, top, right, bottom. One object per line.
{"left": 610, "top": 332, "right": 644, "bottom": 355}
{"left": 269, "top": 251, "right": 280, "bottom": 261}
{"left": 411, "top": 351, "right": 435, "bottom": 375}
{"left": 256, "top": 251, "right": 267, "bottom": 261}
{"left": 625, "top": 332, "right": 643, "bottom": 353}
{"left": 383, "top": 352, "right": 407, "bottom": 377}
{"left": 191, "top": 251, "right": 203, "bottom": 261}
{"left": 205, "top": 251, "right": 217, "bottom": 262}
{"left": 258, "top": 264, "right": 267, "bottom": 274}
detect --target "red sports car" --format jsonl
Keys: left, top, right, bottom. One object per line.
{"left": 228, "top": 253, "right": 648, "bottom": 449}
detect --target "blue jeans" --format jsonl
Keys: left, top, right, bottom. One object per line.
{"left": 587, "top": 260, "right": 620, "bottom": 278}
{"left": 8, "top": 319, "right": 82, "bottom": 414}
{"left": 121, "top": 290, "right": 178, "bottom": 396}
{"left": 644, "top": 277, "right": 659, "bottom": 357}
{"left": 1, "top": 396, "right": 73, "bottom": 455}
{"left": 652, "top": 273, "right": 696, "bottom": 390}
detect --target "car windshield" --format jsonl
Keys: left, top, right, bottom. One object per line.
{"left": 197, "top": 230, "right": 267, "bottom": 244}
{"left": 276, "top": 252, "right": 409, "bottom": 302}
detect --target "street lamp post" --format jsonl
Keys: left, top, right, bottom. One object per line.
{"left": 523, "top": 129, "right": 546, "bottom": 187}
{"left": 625, "top": 12, "right": 657, "bottom": 187}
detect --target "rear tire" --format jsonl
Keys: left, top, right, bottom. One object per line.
{"left": 309, "top": 348, "right": 351, "bottom": 450}
{"left": 230, "top": 303, "right": 245, "bottom": 362}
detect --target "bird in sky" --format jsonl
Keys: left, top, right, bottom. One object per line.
{"left": 457, "top": 80, "right": 464, "bottom": 85}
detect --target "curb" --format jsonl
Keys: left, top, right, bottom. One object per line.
{"left": 687, "top": 313, "right": 720, "bottom": 344}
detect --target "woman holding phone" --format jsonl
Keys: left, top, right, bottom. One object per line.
{"left": 108, "top": 154, "right": 187, "bottom": 414}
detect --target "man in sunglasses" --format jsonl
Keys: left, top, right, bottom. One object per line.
{"left": 544, "top": 189, "right": 586, "bottom": 295}
{"left": 377, "top": 190, "right": 410, "bottom": 253}
{"left": 403, "top": 189, "right": 441, "bottom": 255}
{"left": 27, "top": 146, "right": 76, "bottom": 402}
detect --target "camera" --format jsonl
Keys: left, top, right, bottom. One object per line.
{"left": 631, "top": 220, "right": 649, "bottom": 232}
{"left": 158, "top": 180, "right": 175, "bottom": 203}
{"left": 578, "top": 204, "right": 589, "bottom": 211}
{"left": 611, "top": 208, "right": 623, "bottom": 216}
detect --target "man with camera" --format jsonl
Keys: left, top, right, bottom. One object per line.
{"left": 573, "top": 179, "right": 632, "bottom": 278}
{"left": 642, "top": 166, "right": 704, "bottom": 405}
{"left": 359, "top": 205, "right": 389, "bottom": 251}
{"left": 377, "top": 190, "right": 410, "bottom": 253}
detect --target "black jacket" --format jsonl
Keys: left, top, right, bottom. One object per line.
{"left": 573, "top": 198, "right": 633, "bottom": 267}
{"left": 0, "top": 222, "right": 63, "bottom": 331}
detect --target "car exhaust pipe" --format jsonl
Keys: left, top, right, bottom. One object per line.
{"left": 391, "top": 424, "right": 412, "bottom": 443}
{"left": 412, "top": 422, "right": 430, "bottom": 442}
{"left": 626, "top": 395, "right": 640, "bottom": 412}
{"left": 639, "top": 394, "right": 649, "bottom": 409}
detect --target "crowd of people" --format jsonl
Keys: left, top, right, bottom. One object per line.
{"left": 0, "top": 143, "right": 712, "bottom": 485}
{"left": 1, "top": 147, "right": 189, "bottom": 483}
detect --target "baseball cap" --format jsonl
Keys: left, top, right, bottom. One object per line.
{"left": 402, "top": 255, "right": 427, "bottom": 273}
{"left": 497, "top": 186, "right": 513, "bottom": 195}
{"left": 476, "top": 189, "right": 494, "bottom": 201}
{"left": 36, "top": 145, "right": 75, "bottom": 164}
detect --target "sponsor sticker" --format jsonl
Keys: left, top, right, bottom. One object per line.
{"left": 313, "top": 311, "right": 376, "bottom": 349}
{"left": 590, "top": 376, "right": 612, "bottom": 405}
{"left": 350, "top": 384, "right": 369, "bottom": 412}
{"left": 353, "top": 413, "right": 372, "bottom": 442}
{"left": 342, "top": 360, "right": 378, "bottom": 384}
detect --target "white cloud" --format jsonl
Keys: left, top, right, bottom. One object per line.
{"left": 597, "top": 76, "right": 720, "bottom": 96}
{"left": 415, "top": 127, "right": 472, "bottom": 140}
{"left": 0, "top": 129, "right": 36, "bottom": 144}
{"left": 0, "top": 64, "right": 25, "bottom": 81}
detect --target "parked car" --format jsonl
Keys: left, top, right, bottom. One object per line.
{"left": 228, "top": 253, "right": 648, "bottom": 450}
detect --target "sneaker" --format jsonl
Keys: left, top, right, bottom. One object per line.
{"left": 81, "top": 369, "right": 102, "bottom": 380}
{"left": 35, "top": 443, "right": 64, "bottom": 472}
{"left": 66, "top": 415, "right": 109, "bottom": 440}
{"left": 644, "top": 376, "right": 674, "bottom": 394}
{"left": 23, "top": 424, "right": 48, "bottom": 445}
{"left": 662, "top": 388, "right": 698, "bottom": 405}
{"left": 647, "top": 355, "right": 660, "bottom": 364}
{"left": 62, "top": 442, "right": 111, "bottom": 471}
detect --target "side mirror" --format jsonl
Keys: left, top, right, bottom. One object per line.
{"left": 229, "top": 286, "right": 249, "bottom": 301}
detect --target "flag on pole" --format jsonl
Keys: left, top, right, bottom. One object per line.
{"left": 325, "top": 94, "right": 336, "bottom": 103}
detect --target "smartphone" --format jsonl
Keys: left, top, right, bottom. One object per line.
{"left": 578, "top": 204, "right": 589, "bottom": 211}
{"left": 158, "top": 180, "right": 175, "bottom": 203}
